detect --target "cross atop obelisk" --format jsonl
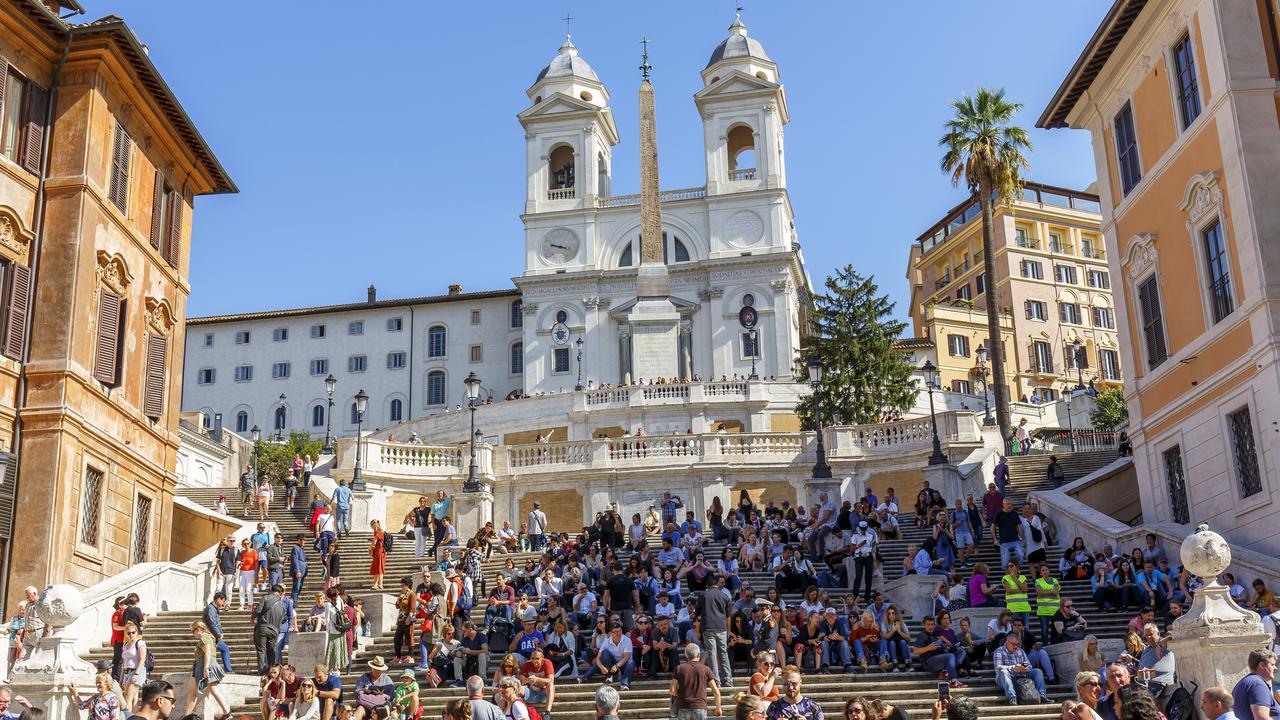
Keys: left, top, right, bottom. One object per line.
{"left": 636, "top": 37, "right": 668, "bottom": 295}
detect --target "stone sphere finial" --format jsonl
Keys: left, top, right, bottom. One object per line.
{"left": 35, "top": 584, "right": 85, "bottom": 632}
{"left": 1181, "top": 523, "right": 1232, "bottom": 580}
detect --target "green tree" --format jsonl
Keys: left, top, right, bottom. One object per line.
{"left": 1089, "top": 386, "right": 1129, "bottom": 431}
{"left": 796, "top": 266, "right": 915, "bottom": 429}
{"left": 940, "top": 87, "right": 1032, "bottom": 443}
{"left": 254, "top": 431, "right": 324, "bottom": 483}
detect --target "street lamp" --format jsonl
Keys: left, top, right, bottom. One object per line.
{"left": 322, "top": 374, "right": 337, "bottom": 454}
{"left": 922, "top": 360, "right": 948, "bottom": 465}
{"left": 250, "top": 425, "right": 261, "bottom": 480}
{"left": 463, "top": 371, "right": 483, "bottom": 493}
{"left": 352, "top": 389, "right": 368, "bottom": 491}
{"left": 807, "top": 355, "right": 832, "bottom": 479}
{"left": 975, "top": 346, "right": 995, "bottom": 427}
{"left": 574, "top": 337, "right": 584, "bottom": 392}
{"left": 276, "top": 393, "right": 287, "bottom": 441}
{"left": 1073, "top": 341, "right": 1086, "bottom": 391}
{"left": 748, "top": 328, "right": 759, "bottom": 381}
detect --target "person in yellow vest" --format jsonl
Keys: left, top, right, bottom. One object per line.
{"left": 1002, "top": 561, "right": 1031, "bottom": 630}
{"left": 1034, "top": 563, "right": 1061, "bottom": 645}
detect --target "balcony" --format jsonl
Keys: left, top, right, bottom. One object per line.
{"left": 729, "top": 168, "right": 757, "bottom": 181}
{"left": 547, "top": 187, "right": 576, "bottom": 200}
{"left": 1015, "top": 236, "right": 1040, "bottom": 250}
{"left": 1081, "top": 247, "right": 1106, "bottom": 260}
{"left": 935, "top": 276, "right": 951, "bottom": 290}
{"left": 598, "top": 186, "right": 706, "bottom": 208}
{"left": 1048, "top": 240, "right": 1073, "bottom": 255}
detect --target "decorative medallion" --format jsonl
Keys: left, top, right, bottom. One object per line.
{"left": 540, "top": 228, "right": 580, "bottom": 265}
{"left": 723, "top": 211, "right": 764, "bottom": 248}
{"left": 144, "top": 296, "right": 176, "bottom": 336}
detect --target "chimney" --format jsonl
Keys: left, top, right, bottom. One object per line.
{"left": 448, "top": 284, "right": 463, "bottom": 296}
{"left": 367, "top": 285, "right": 377, "bottom": 304}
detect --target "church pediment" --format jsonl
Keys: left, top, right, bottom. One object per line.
{"left": 694, "top": 70, "right": 777, "bottom": 99}
{"left": 608, "top": 295, "right": 700, "bottom": 318}
{"left": 519, "top": 92, "right": 603, "bottom": 118}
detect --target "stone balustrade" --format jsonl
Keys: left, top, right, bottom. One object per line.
{"left": 335, "top": 438, "right": 492, "bottom": 482}
{"left": 829, "top": 411, "right": 982, "bottom": 458}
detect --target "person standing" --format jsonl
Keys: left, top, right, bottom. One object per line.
{"left": 284, "top": 472, "right": 300, "bottom": 512}
{"left": 108, "top": 597, "right": 127, "bottom": 683}
{"left": 290, "top": 534, "right": 309, "bottom": 605}
{"left": 238, "top": 539, "right": 260, "bottom": 611}
{"left": 254, "top": 585, "right": 288, "bottom": 674}
{"left": 202, "top": 592, "right": 234, "bottom": 673}
{"left": 302, "top": 454, "right": 314, "bottom": 488}
{"left": 412, "top": 496, "right": 433, "bottom": 559}
{"left": 317, "top": 504, "right": 338, "bottom": 559}
{"left": 702, "top": 578, "right": 734, "bottom": 689}
{"left": 993, "top": 457, "right": 1009, "bottom": 492}
{"left": 369, "top": 520, "right": 387, "bottom": 591}
{"left": 527, "top": 501, "right": 548, "bottom": 553}
{"left": 1046, "top": 456, "right": 1065, "bottom": 488}
{"left": 214, "top": 536, "right": 238, "bottom": 604}
{"left": 181, "top": 621, "right": 231, "bottom": 719}
{"left": 429, "top": 491, "right": 453, "bottom": 557}
{"left": 671, "top": 643, "right": 723, "bottom": 719}
{"left": 268, "top": 534, "right": 288, "bottom": 591}
{"left": 332, "top": 480, "right": 353, "bottom": 538}
{"left": 240, "top": 465, "right": 257, "bottom": 517}
{"left": 1002, "top": 561, "right": 1032, "bottom": 630}
{"left": 1021, "top": 504, "right": 1047, "bottom": 565}
{"left": 849, "top": 521, "right": 877, "bottom": 604}
{"left": 991, "top": 499, "right": 1025, "bottom": 570}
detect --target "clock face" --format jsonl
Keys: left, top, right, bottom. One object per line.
{"left": 551, "top": 322, "right": 571, "bottom": 346}
{"left": 540, "top": 228, "right": 580, "bottom": 265}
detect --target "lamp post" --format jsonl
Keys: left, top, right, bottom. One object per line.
{"left": 322, "top": 374, "right": 336, "bottom": 454}
{"left": 1066, "top": 385, "right": 1078, "bottom": 453}
{"left": 976, "top": 346, "right": 995, "bottom": 427}
{"left": 922, "top": 360, "right": 948, "bottom": 465}
{"left": 463, "top": 371, "right": 483, "bottom": 493}
{"left": 806, "top": 355, "right": 832, "bottom": 480}
{"left": 748, "top": 329, "right": 759, "bottom": 381}
{"left": 1073, "top": 341, "right": 1086, "bottom": 391}
{"left": 574, "top": 337, "right": 584, "bottom": 392}
{"left": 352, "top": 389, "right": 368, "bottom": 491}
{"left": 276, "top": 393, "right": 287, "bottom": 441}
{"left": 251, "top": 425, "right": 261, "bottom": 480}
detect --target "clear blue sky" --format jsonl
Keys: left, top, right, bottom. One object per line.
{"left": 108, "top": 1, "right": 1109, "bottom": 325}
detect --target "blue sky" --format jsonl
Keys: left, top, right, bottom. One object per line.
{"left": 109, "top": 1, "right": 1109, "bottom": 324}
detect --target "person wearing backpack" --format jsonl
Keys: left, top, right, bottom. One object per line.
{"left": 119, "top": 621, "right": 148, "bottom": 709}
{"left": 369, "top": 520, "right": 388, "bottom": 591}
{"left": 497, "top": 675, "right": 543, "bottom": 720}
{"left": 1021, "top": 504, "right": 1047, "bottom": 565}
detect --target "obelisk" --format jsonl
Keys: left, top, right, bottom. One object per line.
{"left": 627, "top": 40, "right": 681, "bottom": 382}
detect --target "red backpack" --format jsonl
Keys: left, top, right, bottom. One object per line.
{"left": 514, "top": 700, "right": 542, "bottom": 720}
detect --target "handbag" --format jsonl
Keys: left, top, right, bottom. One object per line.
{"left": 423, "top": 667, "right": 441, "bottom": 689}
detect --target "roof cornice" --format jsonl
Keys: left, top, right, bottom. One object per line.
{"left": 1037, "top": 0, "right": 1149, "bottom": 129}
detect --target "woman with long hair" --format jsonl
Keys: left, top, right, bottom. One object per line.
{"left": 717, "top": 547, "right": 741, "bottom": 592}
{"left": 708, "top": 496, "right": 727, "bottom": 542}
{"left": 626, "top": 513, "right": 646, "bottom": 552}
{"left": 259, "top": 664, "right": 285, "bottom": 720}
{"left": 368, "top": 520, "right": 387, "bottom": 591}
{"left": 490, "top": 654, "right": 520, "bottom": 695}
{"left": 427, "top": 622, "right": 461, "bottom": 685}
{"left": 880, "top": 606, "right": 911, "bottom": 671}
{"left": 914, "top": 491, "right": 930, "bottom": 528}
{"left": 182, "top": 621, "right": 230, "bottom": 720}
{"left": 288, "top": 678, "right": 320, "bottom": 720}
{"left": 1115, "top": 683, "right": 1162, "bottom": 720}
{"left": 1113, "top": 560, "right": 1141, "bottom": 612}
{"left": 119, "top": 621, "right": 148, "bottom": 709}
{"left": 957, "top": 616, "right": 985, "bottom": 673}
{"left": 792, "top": 611, "right": 824, "bottom": 672}
{"left": 1077, "top": 634, "right": 1105, "bottom": 673}
{"left": 932, "top": 511, "right": 957, "bottom": 570}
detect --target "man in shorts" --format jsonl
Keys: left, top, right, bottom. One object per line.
{"left": 951, "top": 499, "right": 975, "bottom": 568}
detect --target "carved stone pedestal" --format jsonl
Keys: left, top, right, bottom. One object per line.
{"left": 454, "top": 487, "right": 494, "bottom": 541}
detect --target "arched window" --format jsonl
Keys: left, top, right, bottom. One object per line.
{"left": 427, "top": 370, "right": 446, "bottom": 406}
{"left": 349, "top": 401, "right": 358, "bottom": 424}
{"left": 618, "top": 243, "right": 633, "bottom": 268}
{"left": 673, "top": 237, "right": 690, "bottom": 262}
{"left": 548, "top": 144, "right": 575, "bottom": 191}
{"left": 617, "top": 232, "right": 691, "bottom": 268}
{"left": 274, "top": 406, "right": 286, "bottom": 430}
{"left": 727, "top": 125, "right": 756, "bottom": 179}
{"left": 427, "top": 326, "right": 447, "bottom": 358}
{"left": 235, "top": 411, "right": 248, "bottom": 433}
{"left": 510, "top": 300, "right": 523, "bottom": 329}
{"left": 389, "top": 398, "right": 403, "bottom": 423}
{"left": 510, "top": 342, "right": 524, "bottom": 375}
{"left": 311, "top": 404, "right": 325, "bottom": 428}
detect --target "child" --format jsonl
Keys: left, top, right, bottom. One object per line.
{"left": 216, "top": 494, "right": 229, "bottom": 515}
{"left": 69, "top": 673, "right": 122, "bottom": 720}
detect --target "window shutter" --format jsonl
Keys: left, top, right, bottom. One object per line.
{"left": 2, "top": 262, "right": 30, "bottom": 361}
{"left": 149, "top": 170, "right": 165, "bottom": 250}
{"left": 143, "top": 333, "right": 167, "bottom": 419}
{"left": 1024, "top": 301, "right": 1032, "bottom": 320}
{"left": 0, "top": 59, "right": 8, "bottom": 114}
{"left": 94, "top": 290, "right": 121, "bottom": 384}
{"left": 109, "top": 124, "right": 130, "bottom": 212}
{"left": 164, "top": 190, "right": 182, "bottom": 267}
{"left": 21, "top": 83, "right": 48, "bottom": 175}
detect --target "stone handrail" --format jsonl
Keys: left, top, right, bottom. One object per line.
{"left": 828, "top": 411, "right": 981, "bottom": 458}
{"left": 641, "top": 384, "right": 690, "bottom": 401}
{"left": 704, "top": 381, "right": 748, "bottom": 397}
{"left": 379, "top": 443, "right": 463, "bottom": 469}
{"left": 598, "top": 186, "right": 706, "bottom": 207}
{"left": 508, "top": 440, "right": 594, "bottom": 468}
{"left": 336, "top": 437, "right": 492, "bottom": 481}
{"left": 717, "top": 432, "right": 808, "bottom": 455}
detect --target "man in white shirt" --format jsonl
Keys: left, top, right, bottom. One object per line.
{"left": 570, "top": 584, "right": 597, "bottom": 629}
{"left": 497, "top": 521, "right": 518, "bottom": 553}
{"left": 527, "top": 502, "right": 548, "bottom": 552}
{"left": 848, "top": 521, "right": 877, "bottom": 603}
{"left": 1021, "top": 504, "right": 1047, "bottom": 565}
{"left": 1261, "top": 596, "right": 1280, "bottom": 654}
{"left": 579, "top": 622, "right": 635, "bottom": 689}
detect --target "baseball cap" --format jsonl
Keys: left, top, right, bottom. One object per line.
{"left": 859, "top": 521, "right": 869, "bottom": 528}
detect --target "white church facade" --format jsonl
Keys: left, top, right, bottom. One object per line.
{"left": 180, "top": 16, "right": 813, "bottom": 438}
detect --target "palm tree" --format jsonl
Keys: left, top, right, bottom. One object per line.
{"left": 939, "top": 87, "right": 1032, "bottom": 445}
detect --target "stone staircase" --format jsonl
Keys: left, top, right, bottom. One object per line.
{"left": 86, "top": 451, "right": 1124, "bottom": 719}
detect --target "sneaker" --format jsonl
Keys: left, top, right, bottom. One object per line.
{"left": 1040, "top": 695, "right": 1054, "bottom": 704}
{"left": 1006, "top": 697, "right": 1018, "bottom": 706}
{"left": 879, "top": 659, "right": 891, "bottom": 671}
{"left": 859, "top": 659, "right": 868, "bottom": 672}
{"left": 620, "top": 684, "right": 631, "bottom": 691}
{"left": 451, "top": 680, "right": 464, "bottom": 688}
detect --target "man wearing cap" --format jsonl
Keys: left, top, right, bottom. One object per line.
{"left": 528, "top": 501, "right": 548, "bottom": 553}
{"left": 353, "top": 656, "right": 394, "bottom": 720}
{"left": 849, "top": 520, "right": 878, "bottom": 604}
{"left": 512, "top": 617, "right": 544, "bottom": 663}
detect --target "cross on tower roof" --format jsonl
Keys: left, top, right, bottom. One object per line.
{"left": 639, "top": 36, "right": 652, "bottom": 80}
{"left": 562, "top": 12, "right": 573, "bottom": 38}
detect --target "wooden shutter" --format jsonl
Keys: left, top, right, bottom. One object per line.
{"left": 20, "top": 82, "right": 47, "bottom": 175}
{"left": 164, "top": 190, "right": 182, "bottom": 267}
{"left": 2, "top": 262, "right": 30, "bottom": 361}
{"left": 109, "top": 124, "right": 130, "bottom": 212}
{"left": 143, "top": 333, "right": 167, "bottom": 419}
{"left": 94, "top": 290, "right": 121, "bottom": 385}
{"left": 149, "top": 170, "right": 165, "bottom": 250}
{"left": 0, "top": 59, "right": 8, "bottom": 116}
{"left": 0, "top": 451, "right": 15, "bottom": 540}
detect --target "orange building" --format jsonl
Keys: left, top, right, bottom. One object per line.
{"left": 1040, "top": 0, "right": 1280, "bottom": 552}
{"left": 0, "top": 0, "right": 233, "bottom": 604}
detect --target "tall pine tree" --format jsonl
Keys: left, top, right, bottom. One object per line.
{"left": 797, "top": 266, "right": 915, "bottom": 429}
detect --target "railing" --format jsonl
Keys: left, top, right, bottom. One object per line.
{"left": 379, "top": 443, "right": 462, "bottom": 469}
{"left": 704, "top": 382, "right": 748, "bottom": 397}
{"left": 1048, "top": 241, "right": 1073, "bottom": 254}
{"left": 829, "top": 411, "right": 982, "bottom": 458}
{"left": 598, "top": 186, "right": 707, "bottom": 208}
{"left": 1015, "top": 237, "right": 1041, "bottom": 250}
{"left": 935, "top": 276, "right": 951, "bottom": 290}
{"left": 729, "top": 168, "right": 757, "bottom": 181}
{"left": 717, "top": 432, "right": 807, "bottom": 455}
{"left": 609, "top": 435, "right": 699, "bottom": 461}
{"left": 547, "top": 187, "right": 576, "bottom": 200}
{"left": 1081, "top": 247, "right": 1106, "bottom": 260}
{"left": 338, "top": 437, "right": 492, "bottom": 480}
{"left": 642, "top": 384, "right": 690, "bottom": 401}
{"left": 1005, "top": 430, "right": 1116, "bottom": 456}
{"left": 850, "top": 416, "right": 937, "bottom": 449}
{"left": 508, "top": 440, "right": 593, "bottom": 468}
{"left": 585, "top": 388, "right": 628, "bottom": 405}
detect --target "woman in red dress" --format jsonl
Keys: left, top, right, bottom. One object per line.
{"left": 369, "top": 519, "right": 387, "bottom": 590}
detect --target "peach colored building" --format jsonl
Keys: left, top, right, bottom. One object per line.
{"left": 0, "top": 0, "right": 233, "bottom": 605}
{"left": 1040, "top": 0, "right": 1280, "bottom": 552}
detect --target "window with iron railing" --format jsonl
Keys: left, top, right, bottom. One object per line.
{"left": 1202, "top": 220, "right": 1233, "bottom": 324}
{"left": 1162, "top": 446, "right": 1190, "bottom": 524}
{"left": 1228, "top": 406, "right": 1262, "bottom": 498}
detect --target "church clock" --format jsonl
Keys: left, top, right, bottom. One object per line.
{"left": 540, "top": 228, "right": 580, "bottom": 264}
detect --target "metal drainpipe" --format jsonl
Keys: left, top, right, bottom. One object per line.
{"left": 407, "top": 306, "right": 414, "bottom": 426}
{"left": 0, "top": 26, "right": 75, "bottom": 613}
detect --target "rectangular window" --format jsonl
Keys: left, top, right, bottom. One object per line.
{"left": 348, "top": 321, "right": 364, "bottom": 335}
{"left": 742, "top": 332, "right": 760, "bottom": 358}
{"left": 272, "top": 362, "right": 291, "bottom": 379}
{"left": 1032, "top": 340, "right": 1054, "bottom": 374}
{"left": 511, "top": 301, "right": 524, "bottom": 328}
{"left": 387, "top": 317, "right": 403, "bottom": 332}
{"left": 469, "top": 344, "right": 483, "bottom": 363}
{"left": 235, "top": 330, "right": 250, "bottom": 345}
{"left": 348, "top": 355, "right": 367, "bottom": 373}
{"left": 310, "top": 358, "right": 329, "bottom": 376}
{"left": 132, "top": 494, "right": 152, "bottom": 565}
{"left": 1227, "top": 406, "right": 1263, "bottom": 498}
{"left": 1202, "top": 220, "right": 1234, "bottom": 324}
{"left": 1040, "top": 388, "right": 1060, "bottom": 402}
{"left": 387, "top": 351, "right": 406, "bottom": 369}
{"left": 1092, "top": 307, "right": 1115, "bottom": 329}
{"left": 1048, "top": 233, "right": 1069, "bottom": 254}
{"left": 1064, "top": 343, "right": 1087, "bottom": 371}
{"left": 272, "top": 327, "right": 288, "bottom": 342}
{"left": 1025, "top": 300, "right": 1048, "bottom": 321}
{"left": 197, "top": 368, "right": 215, "bottom": 385}
{"left": 1059, "top": 302, "right": 1082, "bottom": 325}
{"left": 108, "top": 123, "right": 131, "bottom": 212}
{"left": 510, "top": 342, "right": 523, "bottom": 374}
{"left": 947, "top": 334, "right": 970, "bottom": 358}
{"left": 1172, "top": 33, "right": 1202, "bottom": 128}
{"left": 552, "top": 347, "right": 570, "bottom": 373}
{"left": 1100, "top": 349, "right": 1121, "bottom": 381}
{"left": 203, "top": 333, "right": 214, "bottom": 348}
{"left": 426, "top": 372, "right": 446, "bottom": 406}
{"left": 1020, "top": 259, "right": 1044, "bottom": 280}
{"left": 1115, "top": 103, "right": 1142, "bottom": 196}
{"left": 1055, "top": 265, "right": 1078, "bottom": 284}
{"left": 1138, "top": 276, "right": 1168, "bottom": 368}
{"left": 950, "top": 379, "right": 972, "bottom": 394}
{"left": 975, "top": 274, "right": 985, "bottom": 295}
{"left": 0, "top": 69, "right": 27, "bottom": 163}
{"left": 1087, "top": 270, "right": 1110, "bottom": 289}
{"left": 955, "top": 283, "right": 972, "bottom": 301}
{"left": 79, "top": 467, "right": 103, "bottom": 547}
{"left": 310, "top": 324, "right": 326, "bottom": 338}
{"left": 149, "top": 175, "right": 182, "bottom": 268}
{"left": 234, "top": 365, "right": 253, "bottom": 382}
{"left": 470, "top": 310, "right": 481, "bottom": 325}
{"left": 143, "top": 334, "right": 167, "bottom": 419}
{"left": 1162, "top": 446, "right": 1190, "bottom": 524}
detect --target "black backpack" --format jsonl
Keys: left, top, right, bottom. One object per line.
{"left": 1164, "top": 683, "right": 1197, "bottom": 720}
{"left": 383, "top": 532, "right": 394, "bottom": 553}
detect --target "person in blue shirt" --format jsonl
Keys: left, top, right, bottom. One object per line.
{"left": 511, "top": 618, "right": 544, "bottom": 663}
{"left": 680, "top": 511, "right": 702, "bottom": 536}
{"left": 289, "top": 534, "right": 309, "bottom": 605}
{"left": 250, "top": 523, "right": 272, "bottom": 591}
{"left": 429, "top": 490, "right": 453, "bottom": 558}
{"left": 332, "top": 480, "right": 353, "bottom": 537}
{"left": 1232, "top": 649, "right": 1280, "bottom": 720}
{"left": 1136, "top": 561, "right": 1170, "bottom": 610}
